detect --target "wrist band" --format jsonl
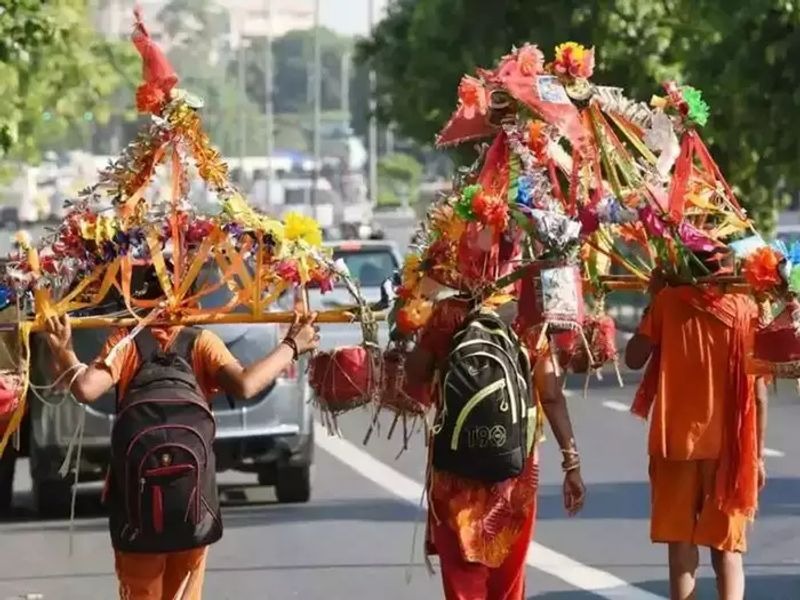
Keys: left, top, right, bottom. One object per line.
{"left": 562, "top": 460, "right": 581, "bottom": 473}
{"left": 281, "top": 337, "right": 299, "bottom": 361}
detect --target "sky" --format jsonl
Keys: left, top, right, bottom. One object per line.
{"left": 320, "top": 0, "right": 390, "bottom": 36}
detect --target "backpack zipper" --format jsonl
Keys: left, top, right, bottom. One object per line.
{"left": 450, "top": 379, "right": 507, "bottom": 450}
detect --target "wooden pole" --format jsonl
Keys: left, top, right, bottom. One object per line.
{"left": 2, "top": 308, "right": 387, "bottom": 334}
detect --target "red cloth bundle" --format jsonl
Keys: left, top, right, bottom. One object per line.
{"left": 380, "top": 348, "right": 432, "bottom": 416}
{"left": 554, "top": 315, "right": 617, "bottom": 373}
{"left": 750, "top": 302, "right": 800, "bottom": 377}
{"left": 309, "top": 347, "right": 376, "bottom": 413}
{"left": 516, "top": 261, "right": 584, "bottom": 336}
{"left": 0, "top": 373, "right": 21, "bottom": 434}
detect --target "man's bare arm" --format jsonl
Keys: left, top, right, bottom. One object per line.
{"left": 535, "top": 356, "right": 578, "bottom": 453}
{"left": 755, "top": 377, "right": 768, "bottom": 459}
{"left": 217, "top": 313, "right": 320, "bottom": 400}
{"left": 216, "top": 343, "right": 295, "bottom": 400}
{"left": 46, "top": 317, "right": 114, "bottom": 404}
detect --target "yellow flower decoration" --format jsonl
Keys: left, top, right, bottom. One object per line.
{"left": 402, "top": 254, "right": 422, "bottom": 284}
{"left": 284, "top": 212, "right": 323, "bottom": 247}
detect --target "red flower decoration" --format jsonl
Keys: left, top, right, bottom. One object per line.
{"left": 517, "top": 44, "right": 544, "bottom": 76}
{"left": 136, "top": 82, "right": 167, "bottom": 115}
{"left": 275, "top": 261, "right": 301, "bottom": 284}
{"left": 471, "top": 191, "right": 509, "bottom": 230}
{"left": 458, "top": 76, "right": 488, "bottom": 120}
{"left": 742, "top": 247, "right": 783, "bottom": 294}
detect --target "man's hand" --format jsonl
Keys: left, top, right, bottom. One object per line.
{"left": 286, "top": 312, "right": 320, "bottom": 355}
{"left": 45, "top": 314, "right": 73, "bottom": 355}
{"left": 758, "top": 458, "right": 766, "bottom": 491}
{"left": 563, "top": 469, "right": 586, "bottom": 517}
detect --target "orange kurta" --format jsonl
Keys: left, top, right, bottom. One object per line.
{"left": 639, "top": 287, "right": 756, "bottom": 461}
{"left": 637, "top": 288, "right": 757, "bottom": 552}
{"left": 96, "top": 327, "right": 236, "bottom": 600}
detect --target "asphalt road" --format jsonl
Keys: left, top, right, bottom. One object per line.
{"left": 0, "top": 370, "right": 798, "bottom": 600}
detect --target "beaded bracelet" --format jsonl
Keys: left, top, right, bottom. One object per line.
{"left": 281, "top": 337, "right": 299, "bottom": 361}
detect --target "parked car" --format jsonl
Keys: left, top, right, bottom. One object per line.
{"left": 4, "top": 265, "right": 314, "bottom": 516}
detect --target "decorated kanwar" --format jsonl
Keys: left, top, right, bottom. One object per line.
{"left": 371, "top": 40, "right": 796, "bottom": 600}
{"left": 1, "top": 9, "right": 799, "bottom": 600}
{"left": 0, "top": 10, "right": 378, "bottom": 599}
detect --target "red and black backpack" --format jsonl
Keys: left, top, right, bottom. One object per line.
{"left": 108, "top": 327, "right": 222, "bottom": 552}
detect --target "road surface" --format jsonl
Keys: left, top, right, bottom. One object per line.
{"left": 0, "top": 372, "right": 798, "bottom": 600}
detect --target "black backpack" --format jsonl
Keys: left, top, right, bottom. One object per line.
{"left": 108, "top": 328, "right": 222, "bottom": 553}
{"left": 432, "top": 303, "right": 536, "bottom": 482}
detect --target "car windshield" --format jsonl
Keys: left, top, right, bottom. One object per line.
{"left": 333, "top": 248, "right": 398, "bottom": 288}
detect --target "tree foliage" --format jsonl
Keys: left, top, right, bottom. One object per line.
{"left": 377, "top": 151, "right": 423, "bottom": 206}
{"left": 358, "top": 0, "right": 800, "bottom": 227}
{"left": 0, "top": 0, "right": 137, "bottom": 162}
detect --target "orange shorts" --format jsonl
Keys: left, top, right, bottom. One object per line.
{"left": 115, "top": 547, "right": 207, "bottom": 600}
{"left": 649, "top": 457, "right": 748, "bottom": 553}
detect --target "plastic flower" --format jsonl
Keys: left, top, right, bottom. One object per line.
{"left": 553, "top": 42, "right": 595, "bottom": 79}
{"left": 454, "top": 184, "right": 481, "bottom": 221}
{"left": 430, "top": 203, "right": 464, "bottom": 241}
{"left": 517, "top": 43, "right": 545, "bottom": 76}
{"left": 681, "top": 86, "right": 710, "bottom": 128}
{"left": 396, "top": 298, "right": 433, "bottom": 334}
{"left": 472, "top": 191, "right": 509, "bottom": 230}
{"left": 275, "top": 260, "right": 301, "bottom": 284}
{"left": 516, "top": 176, "right": 534, "bottom": 207}
{"left": 401, "top": 254, "right": 423, "bottom": 287}
{"left": 742, "top": 247, "right": 783, "bottom": 294}
{"left": 135, "top": 82, "right": 167, "bottom": 114}
{"left": 284, "top": 212, "right": 322, "bottom": 246}
{"left": 457, "top": 76, "right": 488, "bottom": 119}
{"left": 527, "top": 120, "right": 548, "bottom": 159}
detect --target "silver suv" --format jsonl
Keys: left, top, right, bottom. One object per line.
{"left": 15, "top": 270, "right": 313, "bottom": 516}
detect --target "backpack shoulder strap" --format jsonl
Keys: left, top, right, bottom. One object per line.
{"left": 171, "top": 327, "right": 201, "bottom": 362}
{"left": 133, "top": 328, "right": 160, "bottom": 361}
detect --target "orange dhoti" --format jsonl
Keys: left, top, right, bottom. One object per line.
{"left": 428, "top": 457, "right": 539, "bottom": 600}
{"left": 649, "top": 457, "right": 748, "bottom": 553}
{"left": 115, "top": 547, "right": 207, "bottom": 600}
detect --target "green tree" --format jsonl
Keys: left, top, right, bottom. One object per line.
{"left": 358, "top": 0, "right": 799, "bottom": 227}
{"left": 0, "top": 0, "right": 137, "bottom": 162}
{"left": 377, "top": 151, "right": 423, "bottom": 207}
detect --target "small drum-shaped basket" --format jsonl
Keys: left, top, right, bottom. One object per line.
{"left": 309, "top": 347, "right": 377, "bottom": 414}
{"left": 750, "top": 303, "right": 800, "bottom": 378}
{"left": 554, "top": 314, "right": 617, "bottom": 374}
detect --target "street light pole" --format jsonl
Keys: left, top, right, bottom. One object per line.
{"left": 367, "top": 0, "right": 378, "bottom": 206}
{"left": 263, "top": 0, "right": 274, "bottom": 207}
{"left": 238, "top": 40, "right": 247, "bottom": 185}
{"left": 312, "top": 0, "right": 321, "bottom": 211}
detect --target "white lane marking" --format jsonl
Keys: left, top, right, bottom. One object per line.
{"left": 763, "top": 448, "right": 785, "bottom": 458}
{"left": 315, "top": 423, "right": 664, "bottom": 600}
{"left": 602, "top": 400, "right": 630, "bottom": 412}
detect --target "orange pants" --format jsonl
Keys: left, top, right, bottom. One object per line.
{"left": 115, "top": 547, "right": 208, "bottom": 600}
{"left": 433, "top": 511, "right": 534, "bottom": 600}
{"left": 649, "top": 457, "right": 748, "bottom": 553}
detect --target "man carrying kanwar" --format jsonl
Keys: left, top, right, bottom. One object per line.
{"left": 625, "top": 250, "right": 768, "bottom": 600}
{"left": 43, "top": 267, "right": 320, "bottom": 599}
{"left": 406, "top": 266, "right": 586, "bottom": 598}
